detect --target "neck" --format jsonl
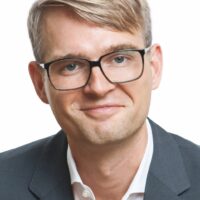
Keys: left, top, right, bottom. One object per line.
{"left": 69, "top": 122, "right": 148, "bottom": 200}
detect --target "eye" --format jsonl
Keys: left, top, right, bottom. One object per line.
{"left": 50, "top": 58, "right": 88, "bottom": 77}
{"left": 64, "top": 63, "right": 78, "bottom": 71}
{"left": 114, "top": 56, "right": 126, "bottom": 64}
{"left": 55, "top": 62, "right": 81, "bottom": 76}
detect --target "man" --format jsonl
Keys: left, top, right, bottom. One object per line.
{"left": 0, "top": 0, "right": 199, "bottom": 199}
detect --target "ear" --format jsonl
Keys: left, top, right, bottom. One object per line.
{"left": 149, "top": 44, "right": 163, "bottom": 90}
{"left": 28, "top": 61, "right": 49, "bottom": 104}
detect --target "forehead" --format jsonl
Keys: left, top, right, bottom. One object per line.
{"left": 42, "top": 7, "right": 145, "bottom": 61}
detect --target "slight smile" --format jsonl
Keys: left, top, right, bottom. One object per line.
{"left": 80, "top": 104, "right": 125, "bottom": 120}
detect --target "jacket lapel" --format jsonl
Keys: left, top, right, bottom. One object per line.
{"left": 29, "top": 131, "right": 74, "bottom": 200}
{"left": 144, "top": 120, "right": 190, "bottom": 200}
{"left": 144, "top": 172, "right": 180, "bottom": 200}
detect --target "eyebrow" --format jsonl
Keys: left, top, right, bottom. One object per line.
{"left": 103, "top": 44, "right": 141, "bottom": 54}
{"left": 49, "top": 43, "right": 141, "bottom": 62}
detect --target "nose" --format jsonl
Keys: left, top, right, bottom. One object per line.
{"left": 83, "top": 67, "right": 116, "bottom": 97}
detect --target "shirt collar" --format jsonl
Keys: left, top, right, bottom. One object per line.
{"left": 67, "top": 119, "right": 153, "bottom": 198}
{"left": 67, "top": 145, "right": 82, "bottom": 184}
{"left": 121, "top": 119, "right": 153, "bottom": 199}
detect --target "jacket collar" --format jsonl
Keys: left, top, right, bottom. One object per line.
{"left": 144, "top": 119, "right": 190, "bottom": 199}
{"left": 29, "top": 131, "right": 74, "bottom": 200}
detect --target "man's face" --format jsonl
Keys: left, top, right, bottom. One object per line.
{"left": 29, "top": 8, "right": 162, "bottom": 147}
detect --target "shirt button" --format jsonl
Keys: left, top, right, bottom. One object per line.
{"left": 82, "top": 189, "right": 90, "bottom": 198}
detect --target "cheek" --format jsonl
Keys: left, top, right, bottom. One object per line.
{"left": 43, "top": 71, "right": 79, "bottom": 113}
{"left": 48, "top": 93, "right": 81, "bottom": 137}
{"left": 45, "top": 86, "right": 80, "bottom": 122}
{"left": 120, "top": 66, "right": 153, "bottom": 111}
{"left": 123, "top": 78, "right": 152, "bottom": 102}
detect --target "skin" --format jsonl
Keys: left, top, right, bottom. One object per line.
{"left": 29, "top": 7, "right": 162, "bottom": 200}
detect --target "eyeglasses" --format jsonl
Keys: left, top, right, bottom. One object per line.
{"left": 39, "top": 47, "right": 150, "bottom": 91}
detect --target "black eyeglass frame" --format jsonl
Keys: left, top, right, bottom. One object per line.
{"left": 39, "top": 47, "right": 151, "bottom": 91}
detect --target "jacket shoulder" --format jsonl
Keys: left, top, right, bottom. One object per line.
{"left": 0, "top": 135, "right": 54, "bottom": 165}
{"left": 171, "top": 133, "right": 200, "bottom": 166}
{"left": 0, "top": 133, "right": 58, "bottom": 199}
{"left": 172, "top": 134, "right": 200, "bottom": 197}
{"left": 149, "top": 119, "right": 200, "bottom": 198}
{"left": 149, "top": 119, "right": 200, "bottom": 157}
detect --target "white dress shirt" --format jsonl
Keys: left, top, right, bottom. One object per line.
{"left": 67, "top": 120, "right": 153, "bottom": 200}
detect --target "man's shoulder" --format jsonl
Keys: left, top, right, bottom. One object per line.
{"left": 0, "top": 131, "right": 67, "bottom": 199}
{"left": 149, "top": 120, "right": 200, "bottom": 197}
{"left": 0, "top": 136, "right": 54, "bottom": 172}
{"left": 150, "top": 119, "right": 200, "bottom": 155}
{"left": 151, "top": 119, "right": 200, "bottom": 174}
{"left": 0, "top": 131, "right": 67, "bottom": 174}
{"left": 0, "top": 136, "right": 50, "bottom": 159}
{"left": 171, "top": 133, "right": 200, "bottom": 165}
{"left": 165, "top": 129, "right": 200, "bottom": 197}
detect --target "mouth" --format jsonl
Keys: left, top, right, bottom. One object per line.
{"left": 80, "top": 104, "right": 124, "bottom": 120}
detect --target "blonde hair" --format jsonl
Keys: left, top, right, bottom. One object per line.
{"left": 28, "top": 0, "right": 152, "bottom": 62}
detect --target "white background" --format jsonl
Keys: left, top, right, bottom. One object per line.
{"left": 0, "top": 0, "right": 200, "bottom": 152}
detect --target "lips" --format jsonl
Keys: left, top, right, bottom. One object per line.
{"left": 80, "top": 104, "right": 124, "bottom": 120}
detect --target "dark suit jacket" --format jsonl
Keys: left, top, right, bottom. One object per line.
{"left": 0, "top": 120, "right": 200, "bottom": 199}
